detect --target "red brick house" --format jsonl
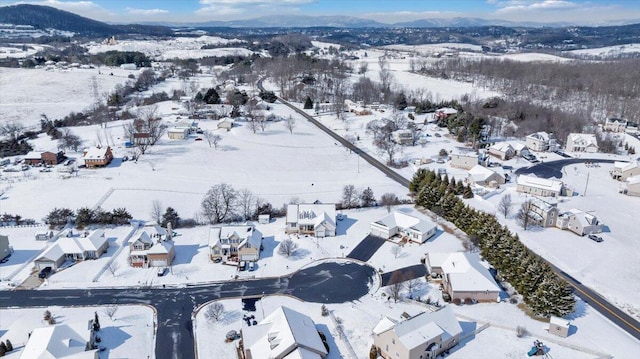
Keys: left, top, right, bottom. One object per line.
{"left": 83, "top": 146, "right": 113, "bottom": 168}
{"left": 24, "top": 151, "right": 65, "bottom": 165}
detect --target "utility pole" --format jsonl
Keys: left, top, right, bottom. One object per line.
{"left": 583, "top": 171, "right": 590, "bottom": 196}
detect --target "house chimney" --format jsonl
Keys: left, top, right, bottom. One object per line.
{"left": 166, "top": 222, "right": 173, "bottom": 240}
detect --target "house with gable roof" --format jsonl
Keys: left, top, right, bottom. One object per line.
{"left": 516, "top": 174, "right": 565, "bottom": 197}
{"left": 372, "top": 305, "right": 462, "bottom": 359}
{"left": 128, "top": 230, "right": 175, "bottom": 268}
{"left": 467, "top": 165, "right": 506, "bottom": 187}
{"left": 623, "top": 175, "right": 640, "bottom": 197}
{"left": 525, "top": 132, "right": 558, "bottom": 152}
{"left": 34, "top": 229, "right": 109, "bottom": 270}
{"left": 556, "top": 209, "right": 603, "bottom": 236}
{"left": 286, "top": 204, "right": 336, "bottom": 237}
{"left": 82, "top": 146, "right": 113, "bottom": 168}
{"left": 370, "top": 211, "right": 436, "bottom": 243}
{"left": 603, "top": 118, "right": 627, "bottom": 133}
{"left": 566, "top": 133, "right": 598, "bottom": 153}
{"left": 611, "top": 160, "right": 640, "bottom": 181}
{"left": 20, "top": 323, "right": 98, "bottom": 359}
{"left": 241, "top": 306, "right": 328, "bottom": 359}
{"left": 426, "top": 252, "right": 501, "bottom": 303}
{"left": 488, "top": 142, "right": 515, "bottom": 160}
{"left": 209, "top": 224, "right": 262, "bottom": 262}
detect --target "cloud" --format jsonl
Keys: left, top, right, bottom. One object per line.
{"left": 199, "top": 0, "right": 314, "bottom": 4}
{"left": 361, "top": 10, "right": 462, "bottom": 24}
{"left": 195, "top": 0, "right": 311, "bottom": 20}
{"left": 126, "top": 7, "right": 169, "bottom": 16}
{"left": 494, "top": 0, "right": 579, "bottom": 13}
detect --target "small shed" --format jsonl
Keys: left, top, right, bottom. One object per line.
{"left": 258, "top": 214, "right": 270, "bottom": 224}
{"left": 549, "top": 316, "right": 570, "bottom": 337}
{"left": 35, "top": 231, "right": 54, "bottom": 241}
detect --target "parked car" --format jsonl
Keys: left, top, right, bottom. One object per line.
{"left": 38, "top": 267, "right": 53, "bottom": 279}
{"left": 194, "top": 137, "right": 203, "bottom": 141}
{"left": 157, "top": 267, "right": 168, "bottom": 276}
{"left": 588, "top": 234, "right": 603, "bottom": 243}
{"left": 238, "top": 261, "right": 247, "bottom": 271}
{"left": 248, "top": 262, "right": 255, "bottom": 271}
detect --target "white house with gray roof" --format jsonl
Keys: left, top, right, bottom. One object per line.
{"left": 209, "top": 225, "right": 262, "bottom": 262}
{"left": 20, "top": 323, "right": 97, "bottom": 359}
{"left": 242, "top": 306, "right": 328, "bottom": 359}
{"left": 370, "top": 211, "right": 436, "bottom": 243}
{"left": 372, "top": 305, "right": 462, "bottom": 359}
{"left": 566, "top": 133, "right": 598, "bottom": 153}
{"left": 286, "top": 204, "right": 336, "bottom": 237}
{"left": 516, "top": 175, "right": 564, "bottom": 197}
{"left": 426, "top": 252, "right": 501, "bottom": 303}
{"left": 34, "top": 229, "right": 108, "bottom": 270}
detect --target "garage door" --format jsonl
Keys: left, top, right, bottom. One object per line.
{"left": 150, "top": 260, "right": 167, "bottom": 267}
{"left": 240, "top": 254, "right": 256, "bottom": 261}
{"left": 370, "top": 227, "right": 387, "bottom": 238}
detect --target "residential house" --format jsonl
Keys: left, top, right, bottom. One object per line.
{"left": 129, "top": 231, "right": 175, "bottom": 267}
{"left": 467, "top": 165, "right": 506, "bottom": 187}
{"left": 566, "top": 133, "right": 598, "bottom": 153}
{"left": 168, "top": 127, "right": 188, "bottom": 140}
{"left": 528, "top": 198, "right": 559, "bottom": 228}
{"left": 370, "top": 212, "right": 437, "bottom": 243}
{"left": 525, "top": 132, "right": 558, "bottom": 152}
{"left": 24, "top": 150, "right": 65, "bottom": 166}
{"left": 0, "top": 234, "right": 10, "bottom": 260}
{"left": 35, "top": 230, "right": 54, "bottom": 241}
{"left": 83, "top": 146, "right": 113, "bottom": 168}
{"left": 516, "top": 175, "right": 564, "bottom": 197}
{"left": 488, "top": 142, "right": 515, "bottom": 160}
{"left": 392, "top": 129, "right": 414, "bottom": 145}
{"left": 623, "top": 175, "right": 640, "bottom": 197}
{"left": 372, "top": 305, "right": 462, "bottom": 359}
{"left": 241, "top": 306, "right": 328, "bottom": 359}
{"left": 556, "top": 209, "right": 603, "bottom": 236}
{"left": 603, "top": 118, "right": 627, "bottom": 133}
{"left": 209, "top": 225, "right": 262, "bottom": 262}
{"left": 218, "top": 117, "right": 235, "bottom": 130}
{"left": 286, "top": 204, "right": 336, "bottom": 237}
{"left": 450, "top": 152, "right": 480, "bottom": 170}
{"left": 20, "top": 323, "right": 98, "bottom": 359}
{"left": 435, "top": 107, "right": 457, "bottom": 121}
{"left": 34, "top": 230, "right": 109, "bottom": 270}
{"left": 611, "top": 160, "right": 640, "bottom": 181}
{"left": 549, "top": 316, "right": 570, "bottom": 338}
{"left": 426, "top": 252, "right": 501, "bottom": 303}
{"left": 258, "top": 214, "right": 270, "bottom": 224}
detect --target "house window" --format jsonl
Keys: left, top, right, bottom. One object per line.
{"left": 392, "top": 339, "right": 395, "bottom": 344}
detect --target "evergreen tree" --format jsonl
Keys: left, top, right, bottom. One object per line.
{"left": 462, "top": 185, "right": 474, "bottom": 198}
{"left": 0, "top": 341, "right": 6, "bottom": 356}
{"left": 394, "top": 92, "right": 407, "bottom": 110}
{"left": 194, "top": 91, "right": 204, "bottom": 103}
{"left": 162, "top": 207, "right": 181, "bottom": 229}
{"left": 4, "top": 339, "right": 12, "bottom": 352}
{"left": 303, "top": 96, "right": 314, "bottom": 109}
{"left": 455, "top": 180, "right": 464, "bottom": 195}
{"left": 75, "top": 207, "right": 94, "bottom": 228}
{"left": 203, "top": 88, "right": 220, "bottom": 104}
{"left": 93, "top": 311, "right": 101, "bottom": 331}
{"left": 360, "top": 187, "right": 376, "bottom": 207}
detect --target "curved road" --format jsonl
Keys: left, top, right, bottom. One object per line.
{"left": 259, "top": 79, "right": 640, "bottom": 340}
{"left": 0, "top": 262, "right": 376, "bottom": 359}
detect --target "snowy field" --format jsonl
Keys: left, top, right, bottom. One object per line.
{"left": 567, "top": 43, "right": 640, "bottom": 58}
{"left": 195, "top": 293, "right": 635, "bottom": 359}
{"left": 0, "top": 305, "right": 155, "bottom": 359}
{"left": 0, "top": 66, "right": 138, "bottom": 128}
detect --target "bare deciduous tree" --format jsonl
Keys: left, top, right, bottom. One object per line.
{"left": 104, "top": 305, "right": 118, "bottom": 320}
{"left": 58, "top": 128, "right": 83, "bottom": 152}
{"left": 205, "top": 302, "right": 225, "bottom": 322}
{"left": 358, "top": 61, "right": 368, "bottom": 75}
{"left": 151, "top": 200, "right": 163, "bottom": 224}
{"left": 278, "top": 238, "right": 299, "bottom": 257}
{"left": 516, "top": 200, "right": 536, "bottom": 230}
{"left": 203, "top": 130, "right": 222, "bottom": 149}
{"left": 391, "top": 245, "right": 402, "bottom": 258}
{"left": 385, "top": 270, "right": 406, "bottom": 303}
{"left": 108, "top": 261, "right": 120, "bottom": 277}
{"left": 341, "top": 184, "right": 359, "bottom": 209}
{"left": 403, "top": 271, "right": 420, "bottom": 299}
{"left": 237, "top": 188, "right": 256, "bottom": 221}
{"left": 284, "top": 115, "right": 296, "bottom": 134}
{"left": 373, "top": 132, "right": 399, "bottom": 165}
{"left": 0, "top": 122, "right": 25, "bottom": 140}
{"left": 380, "top": 193, "right": 399, "bottom": 213}
{"left": 497, "top": 194, "right": 513, "bottom": 218}
{"left": 201, "top": 183, "right": 237, "bottom": 224}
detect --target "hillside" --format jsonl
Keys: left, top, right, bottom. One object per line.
{"left": 0, "top": 4, "right": 172, "bottom": 37}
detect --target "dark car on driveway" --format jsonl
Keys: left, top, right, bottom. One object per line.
{"left": 38, "top": 267, "right": 53, "bottom": 278}
{"left": 588, "top": 234, "right": 603, "bottom": 243}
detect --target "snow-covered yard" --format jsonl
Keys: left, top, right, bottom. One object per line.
{"left": 0, "top": 305, "right": 155, "bottom": 359}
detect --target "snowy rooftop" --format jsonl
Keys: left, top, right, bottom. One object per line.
{"left": 428, "top": 252, "right": 501, "bottom": 293}
{"left": 550, "top": 316, "right": 570, "bottom": 328}
{"left": 208, "top": 225, "right": 261, "bottom": 249}
{"left": 287, "top": 204, "right": 336, "bottom": 227}
{"left": 83, "top": 146, "right": 110, "bottom": 160}
{"left": 372, "top": 211, "right": 436, "bottom": 235}
{"left": 526, "top": 131, "right": 551, "bottom": 141}
{"left": 20, "top": 323, "right": 96, "bottom": 359}
{"left": 517, "top": 175, "right": 563, "bottom": 192}
{"left": 567, "top": 133, "right": 598, "bottom": 146}
{"left": 468, "top": 165, "right": 503, "bottom": 182}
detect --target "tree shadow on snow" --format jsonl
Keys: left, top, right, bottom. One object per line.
{"left": 172, "top": 244, "right": 201, "bottom": 265}
{"left": 288, "top": 248, "right": 311, "bottom": 261}
{"left": 260, "top": 236, "right": 279, "bottom": 259}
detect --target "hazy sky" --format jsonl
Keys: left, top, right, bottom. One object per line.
{"left": 2, "top": 0, "right": 639, "bottom": 25}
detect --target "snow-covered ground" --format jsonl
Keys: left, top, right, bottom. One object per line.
{"left": 195, "top": 293, "right": 637, "bottom": 359}
{"left": 566, "top": 43, "right": 640, "bottom": 58}
{"left": 0, "top": 305, "right": 155, "bottom": 359}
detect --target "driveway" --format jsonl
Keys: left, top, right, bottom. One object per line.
{"left": 515, "top": 158, "right": 615, "bottom": 178}
{"left": 347, "top": 234, "right": 386, "bottom": 262}
{"left": 381, "top": 264, "right": 427, "bottom": 286}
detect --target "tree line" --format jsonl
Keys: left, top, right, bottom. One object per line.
{"left": 410, "top": 168, "right": 576, "bottom": 317}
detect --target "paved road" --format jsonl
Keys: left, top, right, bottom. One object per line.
{"left": 0, "top": 261, "right": 376, "bottom": 359}
{"left": 347, "top": 234, "right": 387, "bottom": 262}
{"left": 260, "top": 79, "right": 640, "bottom": 340}
{"left": 515, "top": 158, "right": 615, "bottom": 178}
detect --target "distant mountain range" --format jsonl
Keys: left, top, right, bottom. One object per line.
{"left": 0, "top": 4, "right": 639, "bottom": 39}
